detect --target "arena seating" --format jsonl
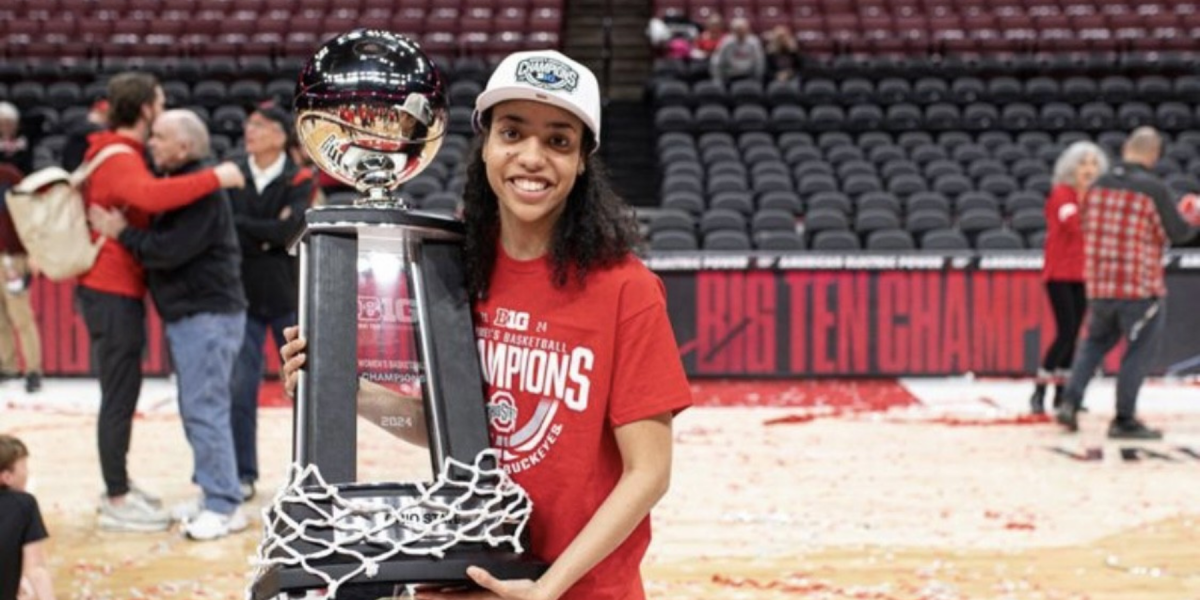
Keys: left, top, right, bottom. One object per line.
{"left": 654, "top": 0, "right": 1200, "bottom": 56}
{"left": 0, "top": 0, "right": 562, "bottom": 60}
{"left": 0, "top": 0, "right": 578, "bottom": 213}
{"left": 650, "top": 65, "right": 1200, "bottom": 251}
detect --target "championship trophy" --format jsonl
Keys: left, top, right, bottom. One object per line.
{"left": 249, "top": 30, "right": 544, "bottom": 599}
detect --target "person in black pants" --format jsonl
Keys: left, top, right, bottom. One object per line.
{"left": 1030, "top": 141, "right": 1107, "bottom": 414}
{"left": 226, "top": 104, "right": 313, "bottom": 501}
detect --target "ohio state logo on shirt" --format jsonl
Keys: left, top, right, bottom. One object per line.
{"left": 487, "top": 391, "right": 518, "bottom": 435}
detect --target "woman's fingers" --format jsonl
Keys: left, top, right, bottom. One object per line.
{"left": 280, "top": 333, "right": 307, "bottom": 399}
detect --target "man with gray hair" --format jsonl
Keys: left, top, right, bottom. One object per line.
{"left": 88, "top": 109, "right": 248, "bottom": 540}
{"left": 710, "top": 17, "right": 765, "bottom": 85}
{"left": 1055, "top": 127, "right": 1198, "bottom": 438}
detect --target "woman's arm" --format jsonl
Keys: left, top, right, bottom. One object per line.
{"left": 357, "top": 378, "right": 428, "bottom": 448}
{"left": 281, "top": 326, "right": 428, "bottom": 448}
{"left": 416, "top": 411, "right": 676, "bottom": 600}
{"left": 22, "top": 540, "right": 56, "bottom": 600}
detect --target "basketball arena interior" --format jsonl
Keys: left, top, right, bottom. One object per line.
{"left": 2, "top": 0, "right": 1200, "bottom": 598}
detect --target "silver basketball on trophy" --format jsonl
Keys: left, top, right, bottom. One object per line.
{"left": 294, "top": 30, "right": 448, "bottom": 206}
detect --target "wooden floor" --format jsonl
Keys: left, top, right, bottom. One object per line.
{"left": 4, "top": 377, "right": 1199, "bottom": 599}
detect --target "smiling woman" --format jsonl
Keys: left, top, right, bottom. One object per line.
{"left": 279, "top": 50, "right": 694, "bottom": 600}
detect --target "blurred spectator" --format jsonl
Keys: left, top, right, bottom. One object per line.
{"left": 1029, "top": 141, "right": 1107, "bottom": 415}
{"left": 62, "top": 99, "right": 110, "bottom": 171}
{"left": 0, "top": 434, "right": 57, "bottom": 600}
{"left": 694, "top": 15, "right": 726, "bottom": 59}
{"left": 0, "top": 103, "right": 31, "bottom": 175}
{"left": 88, "top": 108, "right": 248, "bottom": 541}
{"left": 647, "top": 9, "right": 700, "bottom": 52}
{"left": 226, "top": 104, "right": 313, "bottom": 502}
{"left": 0, "top": 202, "right": 43, "bottom": 393}
{"left": 0, "top": 165, "right": 41, "bottom": 393}
{"left": 1056, "top": 128, "right": 1198, "bottom": 438}
{"left": 665, "top": 32, "right": 695, "bottom": 60}
{"left": 288, "top": 138, "right": 326, "bottom": 207}
{"left": 710, "top": 17, "right": 765, "bottom": 85}
{"left": 76, "top": 72, "right": 245, "bottom": 533}
{"left": 765, "top": 25, "right": 803, "bottom": 81}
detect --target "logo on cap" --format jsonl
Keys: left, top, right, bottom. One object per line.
{"left": 515, "top": 57, "right": 579, "bottom": 93}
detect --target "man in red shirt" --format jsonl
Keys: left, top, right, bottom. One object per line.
{"left": 1056, "top": 127, "right": 1198, "bottom": 438}
{"left": 76, "top": 72, "right": 245, "bottom": 532}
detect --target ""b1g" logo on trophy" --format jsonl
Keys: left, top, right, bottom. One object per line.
{"left": 249, "top": 30, "right": 545, "bottom": 600}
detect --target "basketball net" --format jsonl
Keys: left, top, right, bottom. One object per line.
{"left": 250, "top": 449, "right": 532, "bottom": 598}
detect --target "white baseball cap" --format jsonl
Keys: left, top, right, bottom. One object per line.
{"left": 473, "top": 50, "right": 601, "bottom": 151}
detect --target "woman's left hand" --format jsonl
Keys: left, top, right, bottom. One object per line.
{"left": 414, "top": 567, "right": 550, "bottom": 600}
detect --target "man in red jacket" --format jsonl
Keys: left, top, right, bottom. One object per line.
{"left": 76, "top": 72, "right": 246, "bottom": 532}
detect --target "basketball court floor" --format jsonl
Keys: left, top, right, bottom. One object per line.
{"left": 3, "top": 375, "right": 1197, "bottom": 599}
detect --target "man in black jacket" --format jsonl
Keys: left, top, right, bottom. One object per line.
{"left": 227, "top": 104, "right": 313, "bottom": 501}
{"left": 88, "top": 109, "right": 248, "bottom": 541}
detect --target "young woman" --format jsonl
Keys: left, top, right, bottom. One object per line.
{"left": 280, "top": 50, "right": 693, "bottom": 600}
{"left": 1031, "top": 141, "right": 1108, "bottom": 414}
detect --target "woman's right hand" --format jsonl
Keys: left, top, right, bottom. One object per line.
{"left": 280, "top": 325, "right": 307, "bottom": 399}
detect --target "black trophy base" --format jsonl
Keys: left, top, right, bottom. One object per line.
{"left": 251, "top": 551, "right": 547, "bottom": 600}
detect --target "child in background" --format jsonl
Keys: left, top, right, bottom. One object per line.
{"left": 0, "top": 434, "right": 56, "bottom": 600}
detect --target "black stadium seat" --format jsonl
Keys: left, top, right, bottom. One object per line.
{"left": 651, "top": 230, "right": 698, "bottom": 251}
{"left": 649, "top": 209, "right": 697, "bottom": 236}
{"left": 694, "top": 103, "right": 731, "bottom": 132}
{"left": 906, "top": 208, "right": 952, "bottom": 235}
{"left": 703, "top": 230, "right": 752, "bottom": 251}
{"left": 655, "top": 106, "right": 692, "bottom": 133}
{"left": 758, "top": 190, "right": 804, "bottom": 214}
{"left": 770, "top": 105, "right": 806, "bottom": 132}
{"left": 922, "top": 228, "right": 970, "bottom": 250}
{"left": 730, "top": 79, "right": 764, "bottom": 106}
{"left": 866, "top": 228, "right": 915, "bottom": 250}
{"left": 811, "top": 229, "right": 860, "bottom": 250}
{"left": 733, "top": 104, "right": 768, "bottom": 133}
{"left": 700, "top": 208, "right": 747, "bottom": 235}
{"left": 755, "top": 229, "right": 804, "bottom": 250}
{"left": 976, "top": 227, "right": 1025, "bottom": 250}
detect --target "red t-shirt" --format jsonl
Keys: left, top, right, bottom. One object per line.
{"left": 79, "top": 131, "right": 221, "bottom": 298}
{"left": 473, "top": 249, "right": 693, "bottom": 600}
{"left": 1042, "top": 183, "right": 1084, "bottom": 282}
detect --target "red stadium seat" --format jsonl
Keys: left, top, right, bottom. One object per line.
{"left": 76, "top": 20, "right": 114, "bottom": 43}
{"left": 161, "top": 0, "right": 196, "bottom": 12}
{"left": 111, "top": 21, "right": 149, "bottom": 38}
{"left": 93, "top": 0, "right": 128, "bottom": 14}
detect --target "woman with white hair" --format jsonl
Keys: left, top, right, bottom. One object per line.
{"left": 0, "top": 102, "right": 31, "bottom": 175}
{"left": 1031, "top": 141, "right": 1109, "bottom": 414}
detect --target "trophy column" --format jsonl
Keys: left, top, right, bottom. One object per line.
{"left": 295, "top": 207, "right": 491, "bottom": 484}
{"left": 250, "top": 207, "right": 544, "bottom": 600}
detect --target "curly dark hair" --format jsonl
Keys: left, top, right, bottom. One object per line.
{"left": 462, "top": 114, "right": 641, "bottom": 300}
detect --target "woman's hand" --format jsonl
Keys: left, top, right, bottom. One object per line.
{"left": 414, "top": 567, "right": 550, "bottom": 600}
{"left": 280, "top": 325, "right": 306, "bottom": 399}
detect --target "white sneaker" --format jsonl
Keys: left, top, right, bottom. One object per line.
{"left": 98, "top": 493, "right": 172, "bottom": 532}
{"left": 171, "top": 498, "right": 205, "bottom": 522}
{"left": 181, "top": 509, "right": 248, "bottom": 541}
{"left": 130, "top": 483, "right": 163, "bottom": 508}
{"left": 96, "top": 483, "right": 163, "bottom": 512}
